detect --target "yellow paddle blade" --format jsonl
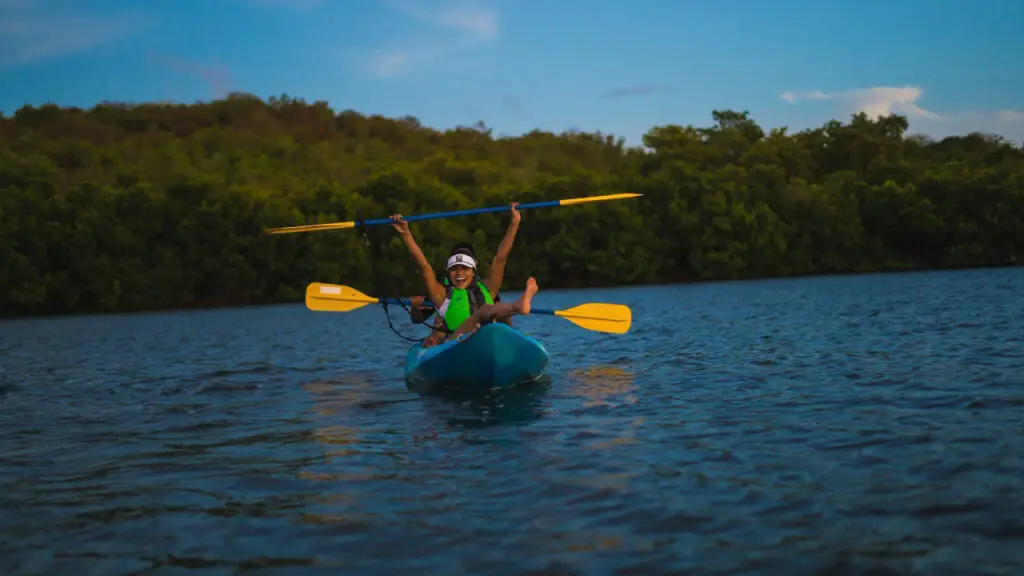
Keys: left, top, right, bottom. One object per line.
{"left": 552, "top": 303, "right": 632, "bottom": 334}
{"left": 305, "top": 282, "right": 379, "bottom": 312}
{"left": 558, "top": 192, "right": 643, "bottom": 206}
{"left": 267, "top": 221, "right": 357, "bottom": 234}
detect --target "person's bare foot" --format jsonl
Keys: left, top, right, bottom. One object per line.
{"left": 513, "top": 277, "right": 538, "bottom": 315}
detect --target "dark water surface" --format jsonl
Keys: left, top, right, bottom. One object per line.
{"left": 3, "top": 268, "right": 1024, "bottom": 575}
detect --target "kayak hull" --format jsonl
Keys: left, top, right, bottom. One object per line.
{"left": 404, "top": 322, "right": 549, "bottom": 391}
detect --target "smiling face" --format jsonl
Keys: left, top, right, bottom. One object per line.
{"left": 448, "top": 264, "right": 475, "bottom": 289}
{"left": 446, "top": 251, "right": 477, "bottom": 289}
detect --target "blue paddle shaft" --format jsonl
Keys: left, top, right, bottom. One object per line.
{"left": 360, "top": 200, "right": 560, "bottom": 227}
{"left": 383, "top": 297, "right": 554, "bottom": 316}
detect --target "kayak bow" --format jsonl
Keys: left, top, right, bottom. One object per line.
{"left": 404, "top": 322, "right": 549, "bottom": 391}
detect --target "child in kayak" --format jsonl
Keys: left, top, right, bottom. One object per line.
{"left": 419, "top": 278, "right": 538, "bottom": 347}
{"left": 391, "top": 202, "right": 521, "bottom": 334}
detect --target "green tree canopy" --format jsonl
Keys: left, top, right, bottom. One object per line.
{"left": 1, "top": 93, "right": 1021, "bottom": 317}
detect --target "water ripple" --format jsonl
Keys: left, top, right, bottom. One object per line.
{"left": 2, "top": 268, "right": 1024, "bottom": 574}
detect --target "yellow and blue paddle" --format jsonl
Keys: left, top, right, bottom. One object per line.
{"left": 265, "top": 192, "right": 642, "bottom": 234}
{"left": 305, "top": 282, "right": 632, "bottom": 335}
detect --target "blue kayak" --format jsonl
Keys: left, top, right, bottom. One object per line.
{"left": 404, "top": 322, "right": 549, "bottom": 391}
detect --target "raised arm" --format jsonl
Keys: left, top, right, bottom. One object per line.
{"left": 391, "top": 214, "right": 446, "bottom": 308}
{"left": 485, "top": 202, "right": 521, "bottom": 296}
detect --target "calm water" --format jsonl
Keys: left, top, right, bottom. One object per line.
{"left": 2, "top": 268, "right": 1024, "bottom": 575}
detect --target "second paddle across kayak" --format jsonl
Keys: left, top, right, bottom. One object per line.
{"left": 404, "top": 322, "right": 550, "bottom": 391}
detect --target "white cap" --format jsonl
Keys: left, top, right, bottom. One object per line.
{"left": 446, "top": 253, "right": 477, "bottom": 270}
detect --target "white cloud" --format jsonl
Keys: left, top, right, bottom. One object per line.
{"left": 380, "top": 0, "right": 497, "bottom": 41}
{"left": 781, "top": 85, "right": 1024, "bottom": 144}
{"left": 366, "top": 49, "right": 409, "bottom": 79}
{"left": 780, "top": 86, "right": 938, "bottom": 119}
{"left": 0, "top": 15, "right": 144, "bottom": 66}
{"left": 351, "top": 0, "right": 499, "bottom": 78}
{"left": 0, "top": 3, "right": 144, "bottom": 66}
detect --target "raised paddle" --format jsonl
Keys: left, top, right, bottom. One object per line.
{"left": 305, "top": 282, "right": 632, "bottom": 335}
{"left": 265, "top": 192, "right": 642, "bottom": 234}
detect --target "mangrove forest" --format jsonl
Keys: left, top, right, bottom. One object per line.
{"left": 1, "top": 93, "right": 1022, "bottom": 317}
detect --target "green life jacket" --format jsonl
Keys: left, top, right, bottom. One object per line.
{"left": 440, "top": 277, "right": 494, "bottom": 331}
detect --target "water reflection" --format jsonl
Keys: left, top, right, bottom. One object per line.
{"left": 299, "top": 368, "right": 407, "bottom": 414}
{"left": 299, "top": 373, "right": 385, "bottom": 485}
{"left": 296, "top": 373, "right": 420, "bottom": 531}
{"left": 412, "top": 377, "right": 552, "bottom": 429}
{"left": 565, "top": 363, "right": 637, "bottom": 408}
{"left": 561, "top": 363, "right": 644, "bottom": 456}
{"left": 302, "top": 372, "right": 381, "bottom": 454}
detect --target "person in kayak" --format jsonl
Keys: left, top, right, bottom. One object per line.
{"left": 418, "top": 278, "right": 538, "bottom": 347}
{"left": 405, "top": 243, "right": 512, "bottom": 324}
{"left": 390, "top": 202, "right": 521, "bottom": 333}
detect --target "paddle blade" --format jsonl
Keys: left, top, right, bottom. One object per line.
{"left": 305, "top": 283, "right": 379, "bottom": 312}
{"left": 267, "top": 221, "right": 357, "bottom": 234}
{"left": 552, "top": 303, "right": 632, "bottom": 334}
{"left": 558, "top": 192, "right": 643, "bottom": 206}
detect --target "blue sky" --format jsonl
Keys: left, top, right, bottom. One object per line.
{"left": 2, "top": 0, "right": 1023, "bottom": 145}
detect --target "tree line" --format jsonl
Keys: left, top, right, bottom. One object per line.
{"left": 1, "top": 93, "right": 1022, "bottom": 317}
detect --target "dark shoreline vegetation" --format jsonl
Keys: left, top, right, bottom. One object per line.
{"left": 2, "top": 93, "right": 1022, "bottom": 319}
